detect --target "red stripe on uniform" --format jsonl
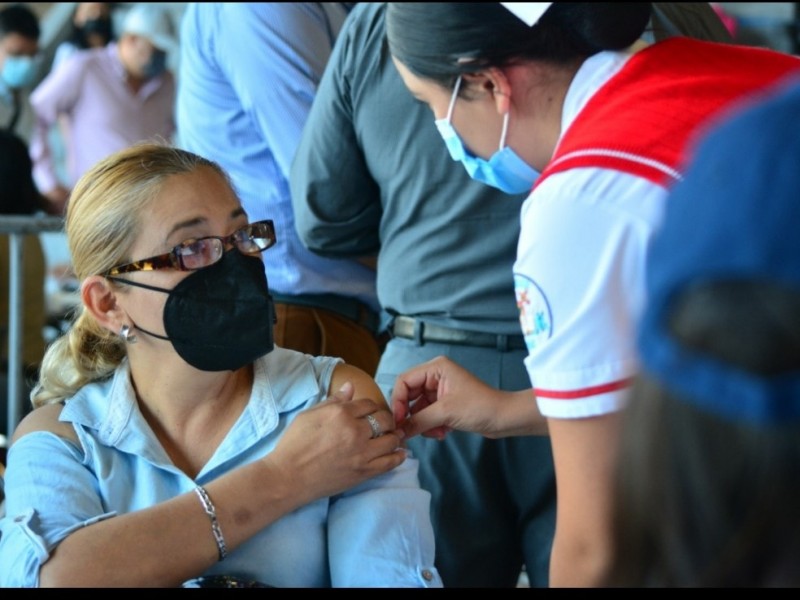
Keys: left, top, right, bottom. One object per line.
{"left": 535, "top": 378, "right": 633, "bottom": 399}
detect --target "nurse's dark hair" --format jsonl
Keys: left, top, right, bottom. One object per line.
{"left": 386, "top": 2, "right": 652, "bottom": 87}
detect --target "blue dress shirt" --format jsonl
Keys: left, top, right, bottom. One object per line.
{"left": 175, "top": 3, "right": 379, "bottom": 312}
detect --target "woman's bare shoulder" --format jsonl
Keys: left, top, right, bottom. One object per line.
{"left": 329, "top": 363, "right": 388, "bottom": 411}
{"left": 11, "top": 403, "right": 78, "bottom": 446}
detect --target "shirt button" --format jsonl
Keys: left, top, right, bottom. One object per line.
{"left": 421, "top": 569, "right": 434, "bottom": 582}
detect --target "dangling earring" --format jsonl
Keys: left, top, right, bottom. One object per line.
{"left": 120, "top": 324, "right": 138, "bottom": 344}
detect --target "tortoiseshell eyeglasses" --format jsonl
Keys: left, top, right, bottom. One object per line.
{"left": 104, "top": 220, "right": 277, "bottom": 276}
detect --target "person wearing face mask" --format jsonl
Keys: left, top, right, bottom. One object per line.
{"left": 0, "top": 4, "right": 40, "bottom": 136}
{"left": 0, "top": 142, "right": 441, "bottom": 588}
{"left": 52, "top": 2, "right": 116, "bottom": 71}
{"left": 28, "top": 3, "right": 176, "bottom": 216}
{"left": 383, "top": 2, "right": 800, "bottom": 588}
{"left": 290, "top": 1, "right": 733, "bottom": 588}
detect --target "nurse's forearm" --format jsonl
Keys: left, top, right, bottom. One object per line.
{"left": 485, "top": 389, "right": 549, "bottom": 438}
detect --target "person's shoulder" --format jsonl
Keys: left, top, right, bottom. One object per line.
{"left": 10, "top": 403, "right": 77, "bottom": 446}
{"left": 261, "top": 346, "right": 341, "bottom": 374}
{"left": 48, "top": 45, "right": 105, "bottom": 84}
{"left": 348, "top": 1, "right": 386, "bottom": 23}
{"left": 52, "top": 41, "right": 79, "bottom": 68}
{"left": 330, "top": 362, "right": 387, "bottom": 410}
{"left": 342, "top": 2, "right": 386, "bottom": 45}
{"left": 66, "top": 45, "right": 106, "bottom": 67}
{"left": 219, "top": 2, "right": 310, "bottom": 21}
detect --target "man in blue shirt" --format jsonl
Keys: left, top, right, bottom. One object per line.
{"left": 176, "top": 3, "right": 383, "bottom": 375}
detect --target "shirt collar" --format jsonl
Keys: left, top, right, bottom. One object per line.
{"left": 58, "top": 351, "right": 318, "bottom": 467}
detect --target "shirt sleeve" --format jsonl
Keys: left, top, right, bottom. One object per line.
{"left": 0, "top": 431, "right": 116, "bottom": 587}
{"left": 214, "top": 3, "right": 337, "bottom": 180}
{"left": 289, "top": 4, "right": 383, "bottom": 258}
{"left": 514, "top": 167, "right": 666, "bottom": 419}
{"left": 28, "top": 56, "right": 85, "bottom": 193}
{"left": 326, "top": 455, "right": 442, "bottom": 588}
{"left": 304, "top": 351, "right": 440, "bottom": 587}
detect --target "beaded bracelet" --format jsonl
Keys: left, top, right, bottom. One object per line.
{"left": 194, "top": 485, "right": 228, "bottom": 561}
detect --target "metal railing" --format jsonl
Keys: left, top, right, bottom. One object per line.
{"left": 1, "top": 215, "right": 65, "bottom": 443}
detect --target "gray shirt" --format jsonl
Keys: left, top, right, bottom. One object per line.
{"left": 290, "top": 2, "right": 526, "bottom": 335}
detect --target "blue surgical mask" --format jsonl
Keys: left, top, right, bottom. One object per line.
{"left": 435, "top": 76, "right": 539, "bottom": 194}
{"left": 1, "top": 55, "right": 37, "bottom": 89}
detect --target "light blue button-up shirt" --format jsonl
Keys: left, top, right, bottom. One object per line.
{"left": 0, "top": 348, "right": 441, "bottom": 588}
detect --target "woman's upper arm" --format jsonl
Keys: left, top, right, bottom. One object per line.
{"left": 1, "top": 409, "right": 97, "bottom": 587}
{"left": 329, "top": 363, "right": 388, "bottom": 410}
{"left": 10, "top": 403, "right": 78, "bottom": 446}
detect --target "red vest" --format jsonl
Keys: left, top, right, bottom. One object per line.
{"left": 534, "top": 38, "right": 800, "bottom": 190}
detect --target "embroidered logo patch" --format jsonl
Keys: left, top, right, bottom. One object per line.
{"left": 514, "top": 273, "right": 552, "bottom": 351}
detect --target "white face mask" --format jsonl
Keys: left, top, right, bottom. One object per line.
{"left": 434, "top": 76, "right": 539, "bottom": 194}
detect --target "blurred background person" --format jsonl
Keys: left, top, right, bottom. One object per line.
{"left": 0, "top": 3, "right": 40, "bottom": 136}
{"left": 44, "top": 2, "right": 118, "bottom": 234}
{"left": 177, "top": 3, "right": 384, "bottom": 376}
{"left": 0, "top": 129, "right": 48, "bottom": 449}
{"left": 52, "top": 2, "right": 116, "bottom": 71}
{"left": 28, "top": 3, "right": 177, "bottom": 216}
{"left": 606, "top": 75, "right": 800, "bottom": 587}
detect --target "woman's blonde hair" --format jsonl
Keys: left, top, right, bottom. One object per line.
{"left": 32, "top": 143, "right": 229, "bottom": 407}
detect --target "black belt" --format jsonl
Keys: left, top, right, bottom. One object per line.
{"left": 391, "top": 316, "right": 527, "bottom": 352}
{"left": 271, "top": 292, "right": 380, "bottom": 333}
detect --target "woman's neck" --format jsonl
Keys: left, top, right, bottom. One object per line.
{"left": 131, "top": 362, "right": 254, "bottom": 477}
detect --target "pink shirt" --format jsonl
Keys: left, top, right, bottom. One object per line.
{"left": 29, "top": 43, "right": 175, "bottom": 193}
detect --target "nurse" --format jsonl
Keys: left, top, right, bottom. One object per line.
{"left": 385, "top": 2, "right": 800, "bottom": 587}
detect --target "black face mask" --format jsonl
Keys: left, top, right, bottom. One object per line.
{"left": 110, "top": 251, "right": 276, "bottom": 371}
{"left": 143, "top": 49, "right": 167, "bottom": 79}
{"left": 77, "top": 17, "right": 113, "bottom": 47}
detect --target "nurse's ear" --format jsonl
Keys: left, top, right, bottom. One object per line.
{"left": 463, "top": 67, "right": 512, "bottom": 115}
{"left": 81, "top": 275, "right": 130, "bottom": 336}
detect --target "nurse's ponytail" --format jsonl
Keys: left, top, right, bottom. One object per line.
{"left": 549, "top": 3, "right": 652, "bottom": 54}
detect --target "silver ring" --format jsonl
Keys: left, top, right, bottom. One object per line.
{"left": 365, "top": 413, "right": 382, "bottom": 439}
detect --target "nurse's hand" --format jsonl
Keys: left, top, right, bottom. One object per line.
{"left": 390, "top": 356, "right": 496, "bottom": 439}
{"left": 391, "top": 356, "right": 548, "bottom": 439}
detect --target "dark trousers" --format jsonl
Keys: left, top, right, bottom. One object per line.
{"left": 375, "top": 337, "right": 556, "bottom": 588}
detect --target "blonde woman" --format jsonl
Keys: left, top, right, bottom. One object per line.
{"left": 0, "top": 143, "right": 440, "bottom": 588}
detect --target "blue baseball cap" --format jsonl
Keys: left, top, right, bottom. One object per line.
{"left": 638, "top": 74, "right": 800, "bottom": 424}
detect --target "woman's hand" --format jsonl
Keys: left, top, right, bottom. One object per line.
{"left": 264, "top": 368, "right": 405, "bottom": 506}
